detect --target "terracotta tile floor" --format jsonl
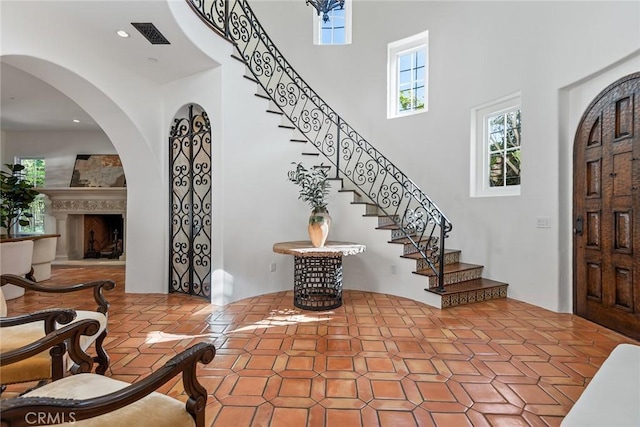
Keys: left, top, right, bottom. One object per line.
{"left": 4, "top": 265, "right": 639, "bottom": 426}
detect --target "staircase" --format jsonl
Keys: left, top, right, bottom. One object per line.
{"left": 339, "top": 187, "right": 508, "bottom": 308}
{"left": 187, "top": 0, "right": 508, "bottom": 308}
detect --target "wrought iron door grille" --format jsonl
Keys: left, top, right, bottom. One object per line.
{"left": 169, "top": 104, "right": 212, "bottom": 299}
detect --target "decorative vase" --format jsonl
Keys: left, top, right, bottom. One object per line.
{"left": 308, "top": 210, "right": 331, "bottom": 248}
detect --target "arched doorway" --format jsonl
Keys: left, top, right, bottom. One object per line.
{"left": 169, "top": 104, "right": 212, "bottom": 299}
{"left": 573, "top": 72, "right": 640, "bottom": 340}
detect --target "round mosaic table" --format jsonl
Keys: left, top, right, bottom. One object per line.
{"left": 273, "top": 241, "right": 366, "bottom": 311}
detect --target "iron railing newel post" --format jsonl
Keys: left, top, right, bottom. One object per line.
{"left": 336, "top": 117, "right": 340, "bottom": 179}
{"left": 437, "top": 223, "right": 446, "bottom": 293}
{"left": 224, "top": 0, "right": 230, "bottom": 39}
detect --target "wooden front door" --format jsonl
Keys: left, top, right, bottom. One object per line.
{"left": 574, "top": 72, "right": 640, "bottom": 340}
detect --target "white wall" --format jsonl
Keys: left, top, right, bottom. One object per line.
{"left": 2, "top": 0, "right": 639, "bottom": 312}
{"left": 2, "top": 130, "right": 116, "bottom": 187}
{"left": 249, "top": 0, "right": 640, "bottom": 311}
{"left": 0, "top": 131, "right": 6, "bottom": 165}
{"left": 167, "top": 0, "right": 430, "bottom": 305}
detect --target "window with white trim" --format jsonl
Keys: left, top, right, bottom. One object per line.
{"left": 470, "top": 93, "right": 522, "bottom": 197}
{"left": 313, "top": 0, "right": 351, "bottom": 45}
{"left": 16, "top": 157, "right": 46, "bottom": 233}
{"left": 387, "top": 31, "right": 428, "bottom": 119}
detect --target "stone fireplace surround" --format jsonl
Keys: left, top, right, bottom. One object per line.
{"left": 38, "top": 188, "right": 126, "bottom": 261}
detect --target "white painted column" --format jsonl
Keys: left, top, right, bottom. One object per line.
{"left": 53, "top": 212, "right": 69, "bottom": 261}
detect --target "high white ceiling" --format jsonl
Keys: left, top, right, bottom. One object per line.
{"left": 0, "top": 0, "right": 219, "bottom": 132}
{"left": 1, "top": 63, "right": 101, "bottom": 131}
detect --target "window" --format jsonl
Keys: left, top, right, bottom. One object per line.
{"left": 313, "top": 0, "right": 351, "bottom": 45}
{"left": 470, "top": 93, "right": 522, "bottom": 197}
{"left": 387, "top": 31, "right": 428, "bottom": 119}
{"left": 17, "top": 158, "right": 46, "bottom": 233}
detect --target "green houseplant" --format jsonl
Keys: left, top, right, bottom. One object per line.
{"left": 1, "top": 163, "right": 40, "bottom": 237}
{"left": 287, "top": 162, "right": 332, "bottom": 247}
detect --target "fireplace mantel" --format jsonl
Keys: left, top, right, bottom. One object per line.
{"left": 39, "top": 188, "right": 127, "bottom": 261}
{"left": 39, "top": 188, "right": 126, "bottom": 213}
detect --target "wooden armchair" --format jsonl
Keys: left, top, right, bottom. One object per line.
{"left": 0, "top": 274, "right": 115, "bottom": 389}
{"left": 0, "top": 342, "right": 216, "bottom": 427}
{"left": 0, "top": 311, "right": 100, "bottom": 391}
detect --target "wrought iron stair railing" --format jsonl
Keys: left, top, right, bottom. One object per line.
{"left": 187, "top": 0, "right": 453, "bottom": 290}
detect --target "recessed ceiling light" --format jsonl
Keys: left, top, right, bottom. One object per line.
{"left": 116, "top": 30, "right": 130, "bottom": 38}
{"left": 73, "top": 119, "right": 80, "bottom": 123}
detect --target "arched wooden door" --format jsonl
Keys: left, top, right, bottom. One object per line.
{"left": 169, "top": 104, "right": 212, "bottom": 299}
{"left": 574, "top": 72, "right": 640, "bottom": 340}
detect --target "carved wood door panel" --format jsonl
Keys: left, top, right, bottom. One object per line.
{"left": 574, "top": 72, "right": 640, "bottom": 340}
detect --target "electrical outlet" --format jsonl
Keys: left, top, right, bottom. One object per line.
{"left": 536, "top": 217, "right": 551, "bottom": 228}
{"left": 391, "top": 265, "right": 397, "bottom": 275}
{"left": 270, "top": 262, "right": 277, "bottom": 272}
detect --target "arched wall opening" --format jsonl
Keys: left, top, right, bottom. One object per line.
{"left": 1, "top": 55, "right": 167, "bottom": 294}
{"left": 558, "top": 50, "right": 640, "bottom": 313}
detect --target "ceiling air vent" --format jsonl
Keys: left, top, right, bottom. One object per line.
{"left": 131, "top": 22, "right": 170, "bottom": 45}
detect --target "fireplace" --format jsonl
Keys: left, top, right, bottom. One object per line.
{"left": 38, "top": 188, "right": 126, "bottom": 261}
{"left": 84, "top": 214, "right": 123, "bottom": 258}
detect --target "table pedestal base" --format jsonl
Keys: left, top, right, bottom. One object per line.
{"left": 294, "top": 255, "right": 343, "bottom": 310}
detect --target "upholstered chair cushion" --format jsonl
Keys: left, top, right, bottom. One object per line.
{"left": 0, "top": 321, "right": 53, "bottom": 384}
{"left": 0, "top": 312, "right": 107, "bottom": 384}
{"left": 23, "top": 373, "right": 197, "bottom": 427}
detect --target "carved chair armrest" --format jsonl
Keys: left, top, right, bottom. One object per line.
{"left": 0, "top": 342, "right": 216, "bottom": 427}
{"left": 1, "top": 274, "right": 116, "bottom": 314}
{"left": 1, "top": 319, "right": 100, "bottom": 377}
{"left": 0, "top": 309, "right": 77, "bottom": 334}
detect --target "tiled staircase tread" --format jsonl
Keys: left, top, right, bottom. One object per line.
{"left": 339, "top": 188, "right": 365, "bottom": 200}
{"left": 302, "top": 152, "right": 320, "bottom": 156}
{"left": 413, "top": 262, "right": 483, "bottom": 277}
{"left": 266, "top": 109, "right": 283, "bottom": 115}
{"left": 388, "top": 235, "right": 434, "bottom": 245}
{"left": 401, "top": 249, "right": 460, "bottom": 260}
{"left": 230, "top": 53, "right": 244, "bottom": 63}
{"left": 243, "top": 74, "right": 258, "bottom": 83}
{"left": 255, "top": 92, "right": 270, "bottom": 100}
{"left": 278, "top": 124, "right": 295, "bottom": 129}
{"left": 376, "top": 223, "right": 402, "bottom": 230}
{"left": 291, "top": 138, "right": 307, "bottom": 143}
{"left": 424, "top": 278, "right": 508, "bottom": 295}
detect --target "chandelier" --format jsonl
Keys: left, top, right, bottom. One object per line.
{"left": 306, "top": 0, "right": 345, "bottom": 23}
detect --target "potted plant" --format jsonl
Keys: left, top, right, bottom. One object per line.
{"left": 287, "top": 162, "right": 332, "bottom": 247}
{"left": 1, "top": 164, "right": 40, "bottom": 238}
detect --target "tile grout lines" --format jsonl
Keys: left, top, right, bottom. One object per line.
{"left": 4, "top": 266, "right": 638, "bottom": 427}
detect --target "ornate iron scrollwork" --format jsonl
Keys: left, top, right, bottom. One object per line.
{"left": 186, "top": 0, "right": 453, "bottom": 289}
{"left": 169, "top": 104, "right": 212, "bottom": 299}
